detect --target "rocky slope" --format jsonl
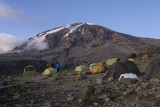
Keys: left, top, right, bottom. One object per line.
{"left": 1, "top": 71, "right": 160, "bottom": 107}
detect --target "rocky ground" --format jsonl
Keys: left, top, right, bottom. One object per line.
{"left": 0, "top": 70, "right": 160, "bottom": 107}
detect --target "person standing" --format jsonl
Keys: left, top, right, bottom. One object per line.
{"left": 55, "top": 62, "right": 61, "bottom": 75}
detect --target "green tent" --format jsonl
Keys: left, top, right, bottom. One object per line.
{"left": 23, "top": 65, "right": 37, "bottom": 77}
{"left": 75, "top": 65, "right": 88, "bottom": 72}
{"left": 144, "top": 56, "right": 160, "bottom": 79}
{"left": 42, "top": 68, "right": 57, "bottom": 76}
{"left": 103, "top": 61, "right": 141, "bottom": 79}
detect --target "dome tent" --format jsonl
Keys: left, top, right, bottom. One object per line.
{"left": 89, "top": 63, "right": 104, "bottom": 74}
{"left": 126, "top": 53, "right": 137, "bottom": 62}
{"left": 23, "top": 65, "right": 37, "bottom": 77}
{"left": 103, "top": 60, "right": 141, "bottom": 79}
{"left": 42, "top": 68, "right": 57, "bottom": 76}
{"left": 75, "top": 65, "right": 88, "bottom": 72}
{"left": 144, "top": 56, "right": 160, "bottom": 79}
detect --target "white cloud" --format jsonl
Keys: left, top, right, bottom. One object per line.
{"left": 0, "top": 33, "right": 22, "bottom": 53}
{"left": 25, "top": 35, "right": 48, "bottom": 51}
{"left": 0, "top": 33, "right": 48, "bottom": 53}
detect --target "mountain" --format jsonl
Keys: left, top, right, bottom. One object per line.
{"left": 1, "top": 22, "right": 160, "bottom": 70}
{"left": 14, "top": 22, "right": 160, "bottom": 51}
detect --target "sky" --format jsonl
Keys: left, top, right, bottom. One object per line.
{"left": 0, "top": 0, "right": 160, "bottom": 52}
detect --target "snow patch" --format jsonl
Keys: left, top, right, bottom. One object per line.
{"left": 62, "top": 23, "right": 84, "bottom": 40}
{"left": 81, "top": 27, "right": 85, "bottom": 34}
{"left": 119, "top": 73, "right": 139, "bottom": 81}
{"left": 47, "top": 25, "right": 70, "bottom": 34}
{"left": 38, "top": 24, "right": 70, "bottom": 37}
{"left": 38, "top": 32, "right": 45, "bottom": 36}
{"left": 85, "top": 22, "right": 95, "bottom": 25}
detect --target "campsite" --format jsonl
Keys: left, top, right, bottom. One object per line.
{"left": 0, "top": 50, "right": 160, "bottom": 107}
{"left": 1, "top": 1, "right": 160, "bottom": 106}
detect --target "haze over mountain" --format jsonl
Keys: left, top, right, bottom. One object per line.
{"left": 3, "top": 23, "right": 159, "bottom": 66}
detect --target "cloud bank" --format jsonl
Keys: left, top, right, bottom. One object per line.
{"left": 0, "top": 33, "right": 48, "bottom": 53}
{"left": 25, "top": 35, "right": 49, "bottom": 51}
{"left": 0, "top": 33, "right": 23, "bottom": 53}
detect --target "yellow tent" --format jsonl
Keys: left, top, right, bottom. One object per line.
{"left": 89, "top": 63, "right": 104, "bottom": 74}
{"left": 42, "top": 68, "right": 57, "bottom": 76}
{"left": 23, "top": 65, "right": 37, "bottom": 77}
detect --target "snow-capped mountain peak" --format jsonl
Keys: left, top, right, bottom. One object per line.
{"left": 62, "top": 23, "right": 85, "bottom": 40}
{"left": 14, "top": 22, "right": 106, "bottom": 51}
{"left": 37, "top": 22, "right": 95, "bottom": 40}
{"left": 38, "top": 22, "right": 95, "bottom": 38}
